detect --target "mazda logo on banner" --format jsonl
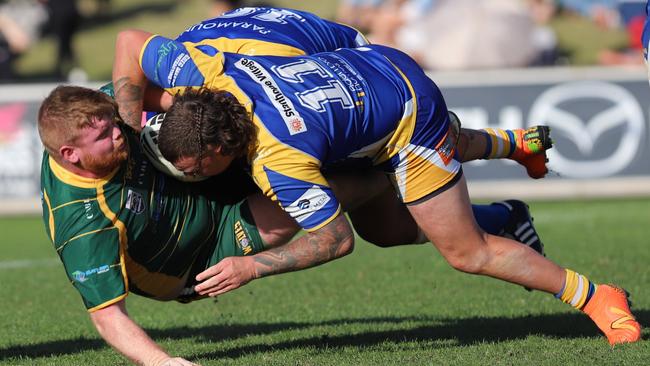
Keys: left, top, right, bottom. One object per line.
{"left": 529, "top": 81, "right": 645, "bottom": 178}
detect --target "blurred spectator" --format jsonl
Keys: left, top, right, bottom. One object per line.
{"left": 211, "top": 0, "right": 243, "bottom": 17}
{"left": 372, "top": 0, "right": 558, "bottom": 70}
{"left": 0, "top": 0, "right": 47, "bottom": 82}
{"left": 97, "top": 0, "right": 111, "bottom": 14}
{"left": 559, "top": 0, "right": 646, "bottom": 65}
{"left": 42, "top": 0, "right": 81, "bottom": 79}
{"left": 336, "top": 0, "right": 386, "bottom": 33}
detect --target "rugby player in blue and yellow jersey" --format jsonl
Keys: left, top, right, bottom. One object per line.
{"left": 113, "top": 7, "right": 551, "bottom": 180}
{"left": 110, "top": 7, "right": 549, "bottom": 259}
{"left": 143, "top": 42, "right": 639, "bottom": 346}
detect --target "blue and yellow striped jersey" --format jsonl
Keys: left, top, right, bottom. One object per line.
{"left": 175, "top": 7, "right": 367, "bottom": 56}
{"left": 141, "top": 36, "right": 450, "bottom": 231}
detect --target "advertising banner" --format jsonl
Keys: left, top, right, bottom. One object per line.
{"left": 1, "top": 68, "right": 649, "bottom": 214}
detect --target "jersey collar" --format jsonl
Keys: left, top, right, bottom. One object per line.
{"left": 48, "top": 156, "right": 121, "bottom": 189}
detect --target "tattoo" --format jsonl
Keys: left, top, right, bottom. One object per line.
{"left": 458, "top": 128, "right": 480, "bottom": 163}
{"left": 114, "top": 77, "right": 144, "bottom": 130}
{"left": 253, "top": 214, "right": 354, "bottom": 279}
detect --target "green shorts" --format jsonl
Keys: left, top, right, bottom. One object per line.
{"left": 177, "top": 198, "right": 265, "bottom": 303}
{"left": 209, "top": 199, "right": 265, "bottom": 266}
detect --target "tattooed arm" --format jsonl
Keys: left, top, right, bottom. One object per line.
{"left": 193, "top": 214, "right": 355, "bottom": 296}
{"left": 112, "top": 29, "right": 153, "bottom": 131}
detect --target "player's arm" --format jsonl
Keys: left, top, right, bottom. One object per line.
{"left": 113, "top": 29, "right": 152, "bottom": 131}
{"left": 194, "top": 212, "right": 355, "bottom": 297}
{"left": 90, "top": 299, "right": 197, "bottom": 366}
{"left": 144, "top": 83, "right": 173, "bottom": 112}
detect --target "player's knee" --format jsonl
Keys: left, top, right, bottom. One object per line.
{"left": 444, "top": 250, "right": 489, "bottom": 274}
{"left": 439, "top": 237, "right": 490, "bottom": 274}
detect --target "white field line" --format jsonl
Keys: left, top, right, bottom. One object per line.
{"left": 0, "top": 258, "right": 59, "bottom": 270}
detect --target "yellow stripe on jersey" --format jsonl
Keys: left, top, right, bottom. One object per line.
{"left": 48, "top": 157, "right": 120, "bottom": 189}
{"left": 158, "top": 46, "right": 256, "bottom": 122}
{"left": 57, "top": 227, "right": 117, "bottom": 254}
{"left": 139, "top": 35, "right": 156, "bottom": 73}
{"left": 251, "top": 117, "right": 341, "bottom": 233}
{"left": 88, "top": 293, "right": 128, "bottom": 313}
{"left": 306, "top": 206, "right": 343, "bottom": 232}
{"left": 144, "top": 196, "right": 183, "bottom": 263}
{"left": 251, "top": 116, "right": 327, "bottom": 200}
{"left": 375, "top": 60, "right": 418, "bottom": 165}
{"left": 95, "top": 182, "right": 189, "bottom": 303}
{"left": 190, "top": 37, "right": 306, "bottom": 57}
{"left": 43, "top": 189, "right": 55, "bottom": 243}
{"left": 52, "top": 198, "right": 98, "bottom": 212}
{"left": 392, "top": 142, "right": 460, "bottom": 203}
{"left": 91, "top": 184, "right": 130, "bottom": 313}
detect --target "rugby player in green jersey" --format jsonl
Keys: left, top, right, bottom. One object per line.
{"left": 37, "top": 86, "right": 394, "bottom": 365}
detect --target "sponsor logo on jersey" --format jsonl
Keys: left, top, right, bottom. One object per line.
{"left": 83, "top": 199, "right": 94, "bottom": 220}
{"left": 284, "top": 186, "right": 331, "bottom": 223}
{"left": 436, "top": 130, "right": 456, "bottom": 166}
{"left": 167, "top": 53, "right": 191, "bottom": 86}
{"left": 235, "top": 58, "right": 307, "bottom": 135}
{"left": 234, "top": 220, "right": 253, "bottom": 255}
{"left": 72, "top": 264, "right": 111, "bottom": 283}
{"left": 125, "top": 189, "right": 145, "bottom": 214}
{"left": 183, "top": 20, "right": 271, "bottom": 35}
{"left": 317, "top": 54, "right": 364, "bottom": 95}
{"left": 154, "top": 40, "right": 179, "bottom": 85}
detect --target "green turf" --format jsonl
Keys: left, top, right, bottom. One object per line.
{"left": 0, "top": 199, "right": 648, "bottom": 364}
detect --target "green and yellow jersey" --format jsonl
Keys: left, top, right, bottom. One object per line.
{"left": 40, "top": 128, "right": 263, "bottom": 312}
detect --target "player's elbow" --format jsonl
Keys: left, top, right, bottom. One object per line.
{"left": 315, "top": 214, "right": 355, "bottom": 259}
{"left": 336, "top": 234, "right": 355, "bottom": 258}
{"left": 115, "top": 29, "right": 151, "bottom": 57}
{"left": 88, "top": 301, "right": 127, "bottom": 336}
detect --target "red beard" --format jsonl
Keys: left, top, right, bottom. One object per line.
{"left": 80, "top": 137, "right": 129, "bottom": 175}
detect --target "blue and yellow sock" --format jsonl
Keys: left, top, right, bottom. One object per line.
{"left": 555, "top": 269, "right": 597, "bottom": 310}
{"left": 480, "top": 128, "right": 517, "bottom": 159}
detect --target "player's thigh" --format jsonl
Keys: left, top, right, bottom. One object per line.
{"left": 246, "top": 193, "right": 301, "bottom": 248}
{"left": 348, "top": 185, "right": 419, "bottom": 246}
{"left": 406, "top": 174, "right": 486, "bottom": 256}
{"left": 325, "top": 168, "right": 391, "bottom": 212}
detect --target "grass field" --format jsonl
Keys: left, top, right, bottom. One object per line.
{"left": 0, "top": 199, "right": 648, "bottom": 365}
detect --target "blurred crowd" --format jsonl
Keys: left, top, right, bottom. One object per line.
{"left": 336, "top": 0, "right": 648, "bottom": 70}
{"left": 0, "top": 0, "right": 647, "bottom": 83}
{"left": 0, "top": 0, "right": 81, "bottom": 82}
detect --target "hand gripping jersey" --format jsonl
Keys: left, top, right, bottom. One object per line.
{"left": 175, "top": 7, "right": 367, "bottom": 56}
{"left": 142, "top": 37, "right": 461, "bottom": 232}
{"left": 40, "top": 129, "right": 263, "bottom": 311}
